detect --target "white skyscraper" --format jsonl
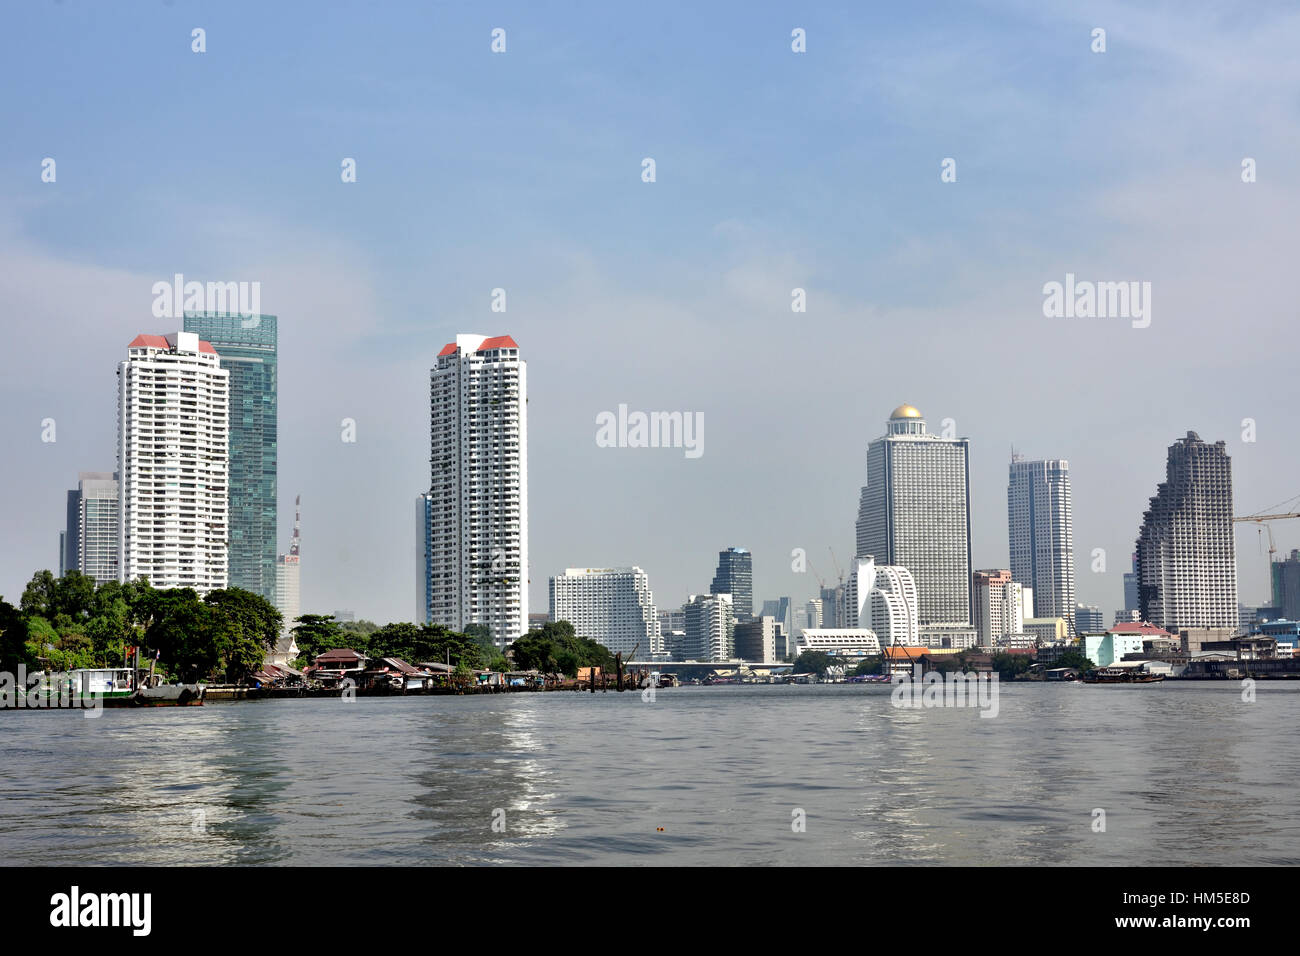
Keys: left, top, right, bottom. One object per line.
{"left": 856, "top": 405, "right": 971, "bottom": 625}
{"left": 117, "top": 332, "right": 229, "bottom": 593}
{"left": 549, "top": 567, "right": 660, "bottom": 657}
{"left": 1007, "top": 457, "right": 1077, "bottom": 636}
{"left": 683, "top": 592, "right": 734, "bottom": 662}
{"left": 844, "top": 555, "right": 920, "bottom": 646}
{"left": 424, "top": 334, "right": 528, "bottom": 647}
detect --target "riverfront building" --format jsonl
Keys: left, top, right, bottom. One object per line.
{"left": 549, "top": 567, "right": 660, "bottom": 658}
{"left": 62, "top": 472, "right": 119, "bottom": 584}
{"left": 422, "top": 334, "right": 528, "bottom": 647}
{"left": 734, "top": 615, "right": 779, "bottom": 662}
{"left": 856, "top": 405, "right": 971, "bottom": 626}
{"left": 117, "top": 332, "right": 229, "bottom": 593}
{"left": 710, "top": 547, "right": 753, "bottom": 622}
{"left": 183, "top": 312, "right": 278, "bottom": 604}
{"left": 972, "top": 569, "right": 1025, "bottom": 646}
{"left": 1135, "top": 432, "right": 1238, "bottom": 631}
{"left": 683, "top": 592, "right": 734, "bottom": 661}
{"left": 1007, "top": 456, "right": 1077, "bottom": 635}
{"left": 844, "top": 556, "right": 920, "bottom": 645}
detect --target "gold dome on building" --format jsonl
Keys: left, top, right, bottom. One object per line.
{"left": 890, "top": 404, "right": 922, "bottom": 420}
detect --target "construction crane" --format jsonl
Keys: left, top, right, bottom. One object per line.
{"left": 1232, "top": 511, "right": 1300, "bottom": 560}
{"left": 828, "top": 548, "right": 846, "bottom": 587}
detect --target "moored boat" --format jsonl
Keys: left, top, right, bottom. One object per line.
{"left": 1081, "top": 667, "right": 1164, "bottom": 684}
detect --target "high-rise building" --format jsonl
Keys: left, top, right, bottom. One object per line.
{"left": 759, "top": 597, "right": 791, "bottom": 635}
{"left": 1136, "top": 432, "right": 1238, "bottom": 631}
{"left": 416, "top": 492, "right": 433, "bottom": 624}
{"left": 424, "top": 334, "right": 528, "bottom": 647}
{"left": 710, "top": 547, "right": 752, "bottom": 622}
{"left": 117, "top": 332, "right": 229, "bottom": 593}
{"left": 845, "top": 556, "right": 920, "bottom": 646}
{"left": 62, "top": 472, "right": 119, "bottom": 585}
{"left": 856, "top": 405, "right": 971, "bottom": 625}
{"left": 1122, "top": 553, "right": 1139, "bottom": 615}
{"left": 804, "top": 598, "right": 824, "bottom": 631}
{"left": 1074, "top": 603, "right": 1105, "bottom": 634}
{"left": 182, "top": 312, "right": 277, "bottom": 603}
{"left": 275, "top": 496, "right": 302, "bottom": 632}
{"left": 683, "top": 592, "right": 734, "bottom": 661}
{"left": 1270, "top": 550, "right": 1300, "bottom": 621}
{"left": 972, "top": 569, "right": 1025, "bottom": 646}
{"left": 819, "top": 584, "right": 843, "bottom": 629}
{"left": 1007, "top": 457, "right": 1077, "bottom": 635}
{"left": 734, "top": 616, "right": 778, "bottom": 662}
{"left": 549, "top": 567, "right": 660, "bottom": 658}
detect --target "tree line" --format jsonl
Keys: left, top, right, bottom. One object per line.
{"left": 0, "top": 569, "right": 621, "bottom": 683}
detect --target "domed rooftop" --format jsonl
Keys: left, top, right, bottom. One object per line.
{"left": 890, "top": 404, "right": 922, "bottom": 420}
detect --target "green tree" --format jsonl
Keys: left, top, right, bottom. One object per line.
{"left": 142, "top": 589, "right": 219, "bottom": 682}
{"left": 990, "top": 652, "right": 1034, "bottom": 682}
{"left": 1051, "top": 650, "right": 1096, "bottom": 672}
{"left": 0, "top": 597, "right": 35, "bottom": 672}
{"left": 292, "top": 614, "right": 348, "bottom": 661}
{"left": 792, "top": 650, "right": 839, "bottom": 677}
{"left": 202, "top": 587, "right": 281, "bottom": 682}
{"left": 852, "top": 657, "right": 883, "bottom": 676}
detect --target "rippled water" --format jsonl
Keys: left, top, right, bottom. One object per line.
{"left": 3, "top": 682, "right": 1298, "bottom": 865}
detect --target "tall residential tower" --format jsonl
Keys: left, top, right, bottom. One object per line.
{"left": 423, "top": 334, "right": 528, "bottom": 647}
{"left": 710, "top": 547, "right": 752, "bottom": 622}
{"left": 117, "top": 332, "right": 229, "bottom": 593}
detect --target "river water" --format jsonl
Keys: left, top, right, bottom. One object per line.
{"left": 3, "top": 682, "right": 1297, "bottom": 866}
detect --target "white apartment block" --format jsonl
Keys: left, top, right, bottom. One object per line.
{"left": 426, "top": 334, "right": 528, "bottom": 647}
{"left": 972, "top": 569, "right": 1025, "bottom": 646}
{"left": 1008, "top": 457, "right": 1077, "bottom": 635}
{"left": 856, "top": 405, "right": 971, "bottom": 625}
{"left": 683, "top": 592, "right": 734, "bottom": 662}
{"left": 117, "top": 332, "right": 229, "bottom": 593}
{"left": 549, "top": 567, "right": 660, "bottom": 658}
{"left": 844, "top": 555, "right": 920, "bottom": 645}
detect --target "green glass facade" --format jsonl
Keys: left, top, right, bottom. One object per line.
{"left": 183, "top": 312, "right": 278, "bottom": 603}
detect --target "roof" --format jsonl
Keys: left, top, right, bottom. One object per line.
{"left": 436, "top": 334, "right": 518, "bottom": 358}
{"left": 128, "top": 333, "right": 217, "bottom": 354}
{"left": 890, "top": 404, "right": 922, "bottom": 419}
{"left": 883, "top": 646, "right": 929, "bottom": 659}
{"left": 314, "top": 648, "right": 367, "bottom": 663}
{"left": 376, "top": 657, "right": 424, "bottom": 675}
{"left": 1106, "top": 622, "right": 1172, "bottom": 637}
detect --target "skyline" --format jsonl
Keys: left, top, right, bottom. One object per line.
{"left": 4, "top": 2, "right": 1300, "bottom": 624}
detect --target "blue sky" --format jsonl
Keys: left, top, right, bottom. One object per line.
{"left": 3, "top": 1, "right": 1299, "bottom": 624}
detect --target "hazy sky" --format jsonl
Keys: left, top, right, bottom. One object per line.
{"left": 3, "top": 1, "right": 1299, "bottom": 625}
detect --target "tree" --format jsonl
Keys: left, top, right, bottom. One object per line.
{"left": 0, "top": 596, "right": 34, "bottom": 673}
{"left": 853, "top": 657, "right": 883, "bottom": 676}
{"left": 990, "top": 652, "right": 1034, "bottom": 682}
{"left": 505, "top": 620, "right": 613, "bottom": 677}
{"left": 292, "top": 614, "right": 347, "bottom": 661}
{"left": 142, "top": 589, "right": 219, "bottom": 682}
{"left": 1052, "top": 650, "right": 1096, "bottom": 672}
{"left": 792, "top": 650, "right": 839, "bottom": 677}
{"left": 202, "top": 588, "right": 282, "bottom": 682}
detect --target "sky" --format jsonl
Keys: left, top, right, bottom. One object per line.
{"left": 3, "top": 0, "right": 1299, "bottom": 625}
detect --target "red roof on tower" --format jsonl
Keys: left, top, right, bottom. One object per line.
{"left": 128, "top": 334, "right": 170, "bottom": 349}
{"left": 128, "top": 334, "right": 218, "bottom": 354}
{"left": 437, "top": 342, "right": 457, "bottom": 357}
{"left": 477, "top": 335, "right": 518, "bottom": 351}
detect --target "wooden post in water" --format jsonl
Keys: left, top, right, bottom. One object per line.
{"left": 616, "top": 652, "right": 624, "bottom": 692}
